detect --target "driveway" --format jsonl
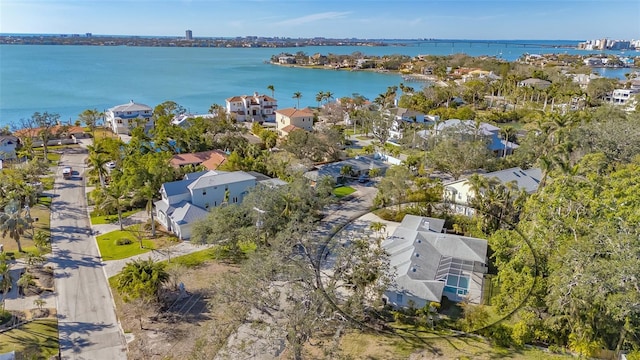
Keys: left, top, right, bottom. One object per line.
{"left": 51, "top": 148, "right": 126, "bottom": 359}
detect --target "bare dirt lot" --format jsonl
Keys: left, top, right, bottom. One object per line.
{"left": 116, "top": 261, "right": 237, "bottom": 360}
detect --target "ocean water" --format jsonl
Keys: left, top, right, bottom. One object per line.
{"left": 0, "top": 41, "right": 632, "bottom": 128}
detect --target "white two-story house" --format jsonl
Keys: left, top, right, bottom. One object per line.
{"left": 105, "top": 100, "right": 154, "bottom": 135}
{"left": 225, "top": 92, "right": 278, "bottom": 122}
{"left": 155, "top": 170, "right": 257, "bottom": 240}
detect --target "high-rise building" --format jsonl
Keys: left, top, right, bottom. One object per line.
{"left": 185, "top": 30, "right": 193, "bottom": 40}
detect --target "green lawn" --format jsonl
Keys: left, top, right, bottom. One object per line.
{"left": 38, "top": 196, "right": 52, "bottom": 208}
{"left": 0, "top": 318, "right": 59, "bottom": 359}
{"left": 166, "top": 248, "right": 218, "bottom": 268}
{"left": 40, "top": 176, "right": 54, "bottom": 191}
{"left": 333, "top": 186, "right": 356, "bottom": 198}
{"left": 96, "top": 229, "right": 154, "bottom": 261}
{"left": 90, "top": 208, "right": 144, "bottom": 225}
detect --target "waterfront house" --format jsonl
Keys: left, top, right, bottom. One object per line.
{"left": 443, "top": 167, "right": 541, "bottom": 216}
{"left": 170, "top": 150, "right": 228, "bottom": 171}
{"left": 419, "top": 119, "right": 518, "bottom": 157}
{"left": 105, "top": 100, "right": 153, "bottom": 135}
{"left": 226, "top": 93, "right": 278, "bottom": 122}
{"left": 275, "top": 107, "right": 314, "bottom": 137}
{"left": 155, "top": 170, "right": 257, "bottom": 240}
{"left": 0, "top": 135, "right": 18, "bottom": 160}
{"left": 382, "top": 214, "right": 488, "bottom": 307}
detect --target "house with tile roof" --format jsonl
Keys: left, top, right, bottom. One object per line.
{"left": 225, "top": 92, "right": 278, "bottom": 122}
{"left": 443, "top": 167, "right": 541, "bottom": 215}
{"left": 105, "top": 100, "right": 153, "bottom": 135}
{"left": 275, "top": 107, "right": 314, "bottom": 137}
{"left": 155, "top": 170, "right": 258, "bottom": 240}
{"left": 13, "top": 125, "right": 88, "bottom": 146}
{"left": 170, "top": 150, "right": 228, "bottom": 171}
{"left": 383, "top": 214, "right": 488, "bottom": 307}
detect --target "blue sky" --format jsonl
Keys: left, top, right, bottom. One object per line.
{"left": 1, "top": 0, "right": 638, "bottom": 40}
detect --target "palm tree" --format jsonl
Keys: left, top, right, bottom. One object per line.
{"left": 78, "top": 108, "right": 103, "bottom": 139}
{"left": 324, "top": 91, "right": 334, "bottom": 104}
{"left": 86, "top": 147, "right": 109, "bottom": 187}
{"left": 292, "top": 92, "right": 302, "bottom": 109}
{"left": 93, "top": 184, "right": 127, "bottom": 231}
{"left": 499, "top": 126, "right": 517, "bottom": 158}
{"left": 0, "top": 200, "right": 31, "bottom": 252}
{"left": 267, "top": 84, "right": 275, "bottom": 98}
{"left": 369, "top": 221, "right": 387, "bottom": 239}
{"left": 117, "top": 258, "right": 169, "bottom": 302}
{"left": 315, "top": 91, "right": 325, "bottom": 108}
{"left": 340, "top": 165, "right": 353, "bottom": 183}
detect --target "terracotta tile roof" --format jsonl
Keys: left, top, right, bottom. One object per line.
{"left": 14, "top": 125, "right": 86, "bottom": 138}
{"left": 170, "top": 150, "right": 228, "bottom": 170}
{"left": 281, "top": 124, "right": 302, "bottom": 133}
{"left": 226, "top": 96, "right": 245, "bottom": 102}
{"left": 276, "top": 107, "right": 314, "bottom": 118}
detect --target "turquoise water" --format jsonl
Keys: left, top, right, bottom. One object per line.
{"left": 0, "top": 42, "right": 632, "bottom": 127}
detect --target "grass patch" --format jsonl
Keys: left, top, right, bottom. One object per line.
{"left": 38, "top": 196, "right": 52, "bottom": 208}
{"left": 1, "top": 205, "right": 51, "bottom": 258}
{"left": 333, "top": 186, "right": 356, "bottom": 198}
{"left": 356, "top": 135, "right": 373, "bottom": 140}
{"left": 40, "top": 176, "right": 54, "bottom": 191}
{"left": 94, "top": 128, "right": 119, "bottom": 139}
{"left": 90, "top": 208, "right": 143, "bottom": 225}
{"left": 96, "top": 229, "right": 155, "bottom": 261}
{"left": 165, "top": 248, "right": 218, "bottom": 268}
{"left": 0, "top": 318, "right": 59, "bottom": 359}
{"left": 339, "top": 329, "right": 573, "bottom": 360}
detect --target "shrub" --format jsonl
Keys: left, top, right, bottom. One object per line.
{"left": 116, "top": 238, "right": 133, "bottom": 246}
{"left": 487, "top": 323, "right": 514, "bottom": 348}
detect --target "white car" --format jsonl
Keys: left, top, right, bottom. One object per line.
{"left": 105, "top": 161, "right": 116, "bottom": 170}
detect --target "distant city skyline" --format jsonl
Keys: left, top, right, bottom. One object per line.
{"left": 1, "top": 0, "right": 639, "bottom": 40}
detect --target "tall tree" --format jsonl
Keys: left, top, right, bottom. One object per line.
{"left": 0, "top": 200, "right": 31, "bottom": 252}
{"left": 78, "top": 108, "right": 103, "bottom": 138}
{"left": 32, "top": 112, "right": 60, "bottom": 162}
{"left": 267, "top": 84, "right": 275, "bottom": 98}
{"left": 292, "top": 91, "right": 302, "bottom": 109}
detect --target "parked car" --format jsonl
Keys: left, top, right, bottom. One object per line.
{"left": 62, "top": 166, "right": 72, "bottom": 179}
{"left": 105, "top": 161, "right": 116, "bottom": 170}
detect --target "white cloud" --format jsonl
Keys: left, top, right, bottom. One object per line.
{"left": 275, "top": 11, "right": 352, "bottom": 26}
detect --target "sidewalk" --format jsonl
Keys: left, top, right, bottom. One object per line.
{"left": 103, "top": 242, "right": 213, "bottom": 278}
{"left": 91, "top": 210, "right": 150, "bottom": 235}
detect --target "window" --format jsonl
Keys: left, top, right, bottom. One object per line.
{"left": 396, "top": 293, "right": 403, "bottom": 304}
{"left": 205, "top": 203, "right": 209, "bottom": 209}
{"left": 203, "top": 190, "right": 206, "bottom": 195}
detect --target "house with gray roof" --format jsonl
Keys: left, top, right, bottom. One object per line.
{"left": 443, "top": 167, "right": 541, "bottom": 216}
{"left": 419, "top": 119, "right": 519, "bottom": 157}
{"left": 383, "top": 215, "right": 488, "bottom": 308}
{"left": 155, "top": 170, "right": 258, "bottom": 240}
{"left": 105, "top": 100, "right": 153, "bottom": 135}
{"left": 0, "top": 135, "right": 18, "bottom": 160}
{"left": 303, "top": 154, "right": 390, "bottom": 184}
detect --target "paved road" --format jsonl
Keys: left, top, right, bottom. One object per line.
{"left": 51, "top": 148, "right": 127, "bottom": 360}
